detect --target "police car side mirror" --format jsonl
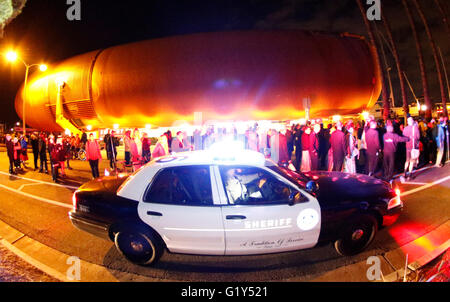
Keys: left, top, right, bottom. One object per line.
{"left": 306, "top": 181, "right": 319, "bottom": 194}
{"left": 289, "top": 191, "right": 302, "bottom": 206}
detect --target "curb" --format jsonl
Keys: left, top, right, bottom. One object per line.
{"left": 0, "top": 216, "right": 448, "bottom": 282}
{"left": 0, "top": 219, "right": 176, "bottom": 282}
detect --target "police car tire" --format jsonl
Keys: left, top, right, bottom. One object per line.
{"left": 334, "top": 214, "right": 378, "bottom": 256}
{"left": 114, "top": 228, "right": 163, "bottom": 266}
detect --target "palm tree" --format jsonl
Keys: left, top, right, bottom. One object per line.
{"left": 355, "top": 0, "right": 390, "bottom": 120}
{"left": 381, "top": 7, "right": 410, "bottom": 121}
{"left": 434, "top": 0, "right": 450, "bottom": 39}
{"left": 412, "top": 0, "right": 448, "bottom": 118}
{"left": 401, "top": 0, "right": 432, "bottom": 120}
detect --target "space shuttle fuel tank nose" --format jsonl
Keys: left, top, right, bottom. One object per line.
{"left": 15, "top": 30, "right": 381, "bottom": 131}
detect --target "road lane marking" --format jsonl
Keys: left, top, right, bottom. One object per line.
{"left": 18, "top": 183, "right": 48, "bottom": 191}
{"left": 0, "top": 171, "right": 79, "bottom": 190}
{"left": 401, "top": 181, "right": 428, "bottom": 186}
{"left": 0, "top": 184, "right": 72, "bottom": 209}
{"left": 393, "top": 160, "right": 450, "bottom": 178}
{"left": 400, "top": 175, "right": 450, "bottom": 197}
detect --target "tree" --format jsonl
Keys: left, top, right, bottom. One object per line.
{"left": 412, "top": 0, "right": 448, "bottom": 118}
{"left": 355, "top": 0, "right": 390, "bottom": 120}
{"left": 381, "top": 7, "right": 409, "bottom": 121}
{"left": 434, "top": 0, "right": 450, "bottom": 39}
{"left": 401, "top": 0, "right": 433, "bottom": 120}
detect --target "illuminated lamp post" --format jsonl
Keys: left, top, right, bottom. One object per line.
{"left": 5, "top": 50, "right": 47, "bottom": 136}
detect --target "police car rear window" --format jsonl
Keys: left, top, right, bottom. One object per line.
{"left": 144, "top": 166, "right": 213, "bottom": 206}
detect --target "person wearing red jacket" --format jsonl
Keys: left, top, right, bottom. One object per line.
{"left": 309, "top": 124, "right": 320, "bottom": 171}
{"left": 330, "top": 122, "right": 348, "bottom": 172}
{"left": 85, "top": 133, "right": 102, "bottom": 179}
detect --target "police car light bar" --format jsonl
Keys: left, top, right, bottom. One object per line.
{"left": 207, "top": 140, "right": 266, "bottom": 166}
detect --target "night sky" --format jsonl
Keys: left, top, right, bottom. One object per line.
{"left": 0, "top": 0, "right": 449, "bottom": 127}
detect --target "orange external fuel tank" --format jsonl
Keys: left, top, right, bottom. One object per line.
{"left": 15, "top": 30, "right": 381, "bottom": 131}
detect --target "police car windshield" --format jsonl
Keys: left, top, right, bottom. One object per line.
{"left": 267, "top": 165, "right": 310, "bottom": 188}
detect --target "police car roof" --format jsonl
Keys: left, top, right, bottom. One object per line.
{"left": 151, "top": 149, "right": 273, "bottom": 168}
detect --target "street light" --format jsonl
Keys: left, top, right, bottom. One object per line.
{"left": 4, "top": 50, "right": 47, "bottom": 136}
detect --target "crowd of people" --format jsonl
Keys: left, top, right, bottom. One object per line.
{"left": 3, "top": 113, "right": 449, "bottom": 183}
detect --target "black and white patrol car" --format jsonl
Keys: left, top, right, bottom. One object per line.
{"left": 69, "top": 149, "right": 402, "bottom": 266}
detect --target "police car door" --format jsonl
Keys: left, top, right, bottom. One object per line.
{"left": 217, "top": 165, "right": 321, "bottom": 255}
{"left": 137, "top": 165, "right": 225, "bottom": 255}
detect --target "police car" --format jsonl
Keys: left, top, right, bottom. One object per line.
{"left": 69, "top": 145, "right": 402, "bottom": 266}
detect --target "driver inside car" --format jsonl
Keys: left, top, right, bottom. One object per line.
{"left": 225, "top": 168, "right": 265, "bottom": 204}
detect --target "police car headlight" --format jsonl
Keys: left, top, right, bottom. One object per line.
{"left": 387, "top": 189, "right": 402, "bottom": 210}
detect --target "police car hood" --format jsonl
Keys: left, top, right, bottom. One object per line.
{"left": 302, "top": 171, "right": 392, "bottom": 205}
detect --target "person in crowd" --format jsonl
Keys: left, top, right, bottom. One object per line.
{"left": 129, "top": 132, "right": 140, "bottom": 164}
{"left": 141, "top": 132, "right": 151, "bottom": 163}
{"left": 63, "top": 136, "right": 72, "bottom": 170}
{"left": 104, "top": 130, "right": 119, "bottom": 169}
{"left": 383, "top": 123, "right": 410, "bottom": 182}
{"left": 85, "top": 133, "right": 102, "bottom": 179}
{"left": 301, "top": 126, "right": 311, "bottom": 172}
{"left": 318, "top": 123, "right": 331, "bottom": 171}
{"left": 165, "top": 130, "right": 173, "bottom": 152}
{"left": 309, "top": 124, "right": 320, "bottom": 171}
{"left": 47, "top": 135, "right": 56, "bottom": 177}
{"left": 403, "top": 117, "right": 420, "bottom": 180}
{"left": 123, "top": 130, "right": 132, "bottom": 166}
{"left": 57, "top": 138, "right": 67, "bottom": 177}
{"left": 30, "top": 132, "right": 40, "bottom": 171}
{"left": 13, "top": 136, "right": 22, "bottom": 173}
{"left": 356, "top": 120, "right": 367, "bottom": 174}
{"left": 74, "top": 134, "right": 81, "bottom": 155}
{"left": 133, "top": 128, "right": 143, "bottom": 158}
{"left": 152, "top": 134, "right": 169, "bottom": 159}
{"left": 427, "top": 120, "right": 437, "bottom": 165}
{"left": 171, "top": 131, "right": 189, "bottom": 153}
{"left": 327, "top": 124, "right": 335, "bottom": 171}
{"left": 5, "top": 134, "right": 15, "bottom": 175}
{"left": 258, "top": 126, "right": 269, "bottom": 155}
{"left": 193, "top": 128, "right": 203, "bottom": 151}
{"left": 330, "top": 121, "right": 347, "bottom": 172}
{"left": 80, "top": 132, "right": 87, "bottom": 149}
{"left": 365, "top": 120, "right": 381, "bottom": 176}
{"left": 19, "top": 135, "right": 28, "bottom": 169}
{"left": 50, "top": 138, "right": 66, "bottom": 180}
{"left": 286, "top": 126, "right": 294, "bottom": 161}
{"left": 270, "top": 129, "right": 289, "bottom": 165}
{"left": 293, "top": 124, "right": 303, "bottom": 171}
{"left": 182, "top": 131, "right": 193, "bottom": 151}
{"left": 345, "top": 125, "right": 359, "bottom": 174}
{"left": 246, "top": 127, "right": 259, "bottom": 152}
{"left": 435, "top": 115, "right": 448, "bottom": 167}
{"left": 38, "top": 133, "right": 48, "bottom": 174}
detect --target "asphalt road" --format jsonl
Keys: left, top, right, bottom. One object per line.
{"left": 0, "top": 152, "right": 448, "bottom": 282}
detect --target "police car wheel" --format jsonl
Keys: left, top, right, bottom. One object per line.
{"left": 334, "top": 214, "right": 378, "bottom": 256}
{"left": 114, "top": 228, "right": 163, "bottom": 266}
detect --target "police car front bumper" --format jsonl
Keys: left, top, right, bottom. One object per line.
{"left": 382, "top": 205, "right": 403, "bottom": 227}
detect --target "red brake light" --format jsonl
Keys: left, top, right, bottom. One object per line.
{"left": 72, "top": 191, "right": 78, "bottom": 210}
